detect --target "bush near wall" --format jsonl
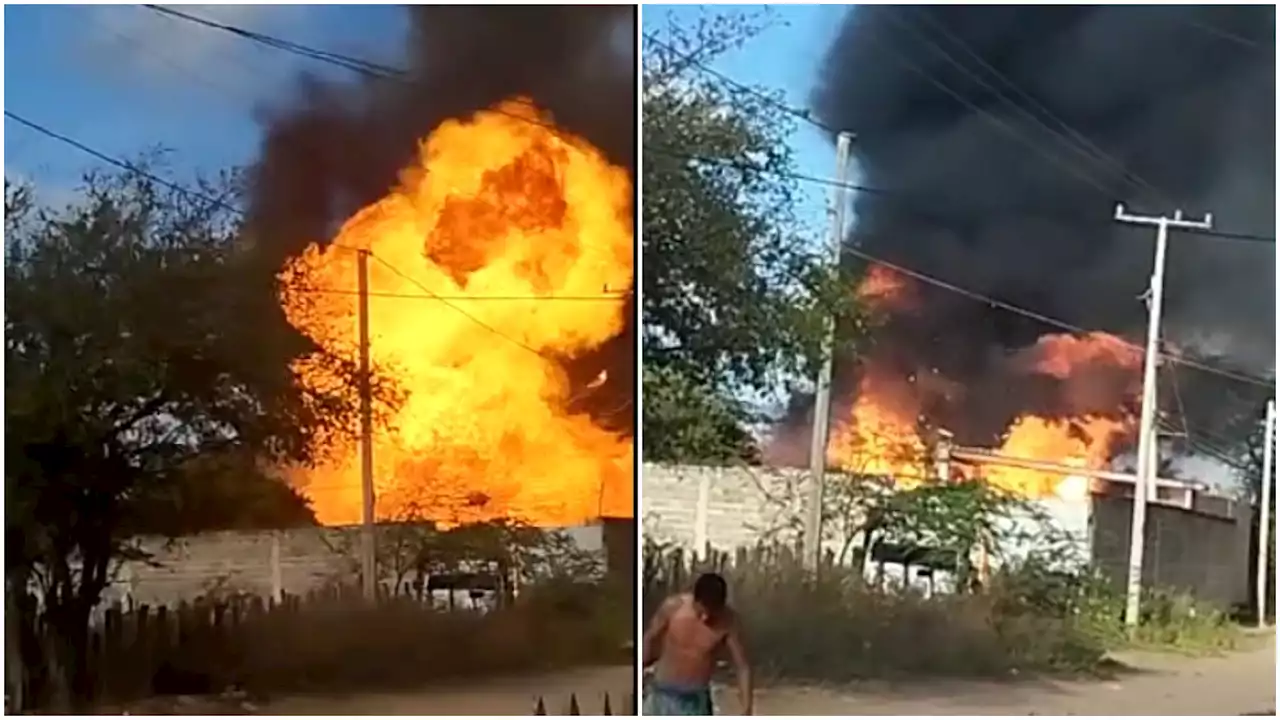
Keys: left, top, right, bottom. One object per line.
{"left": 13, "top": 580, "right": 630, "bottom": 712}
{"left": 643, "top": 541, "right": 1240, "bottom": 684}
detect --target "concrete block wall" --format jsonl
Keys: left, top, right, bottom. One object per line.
{"left": 102, "top": 523, "right": 611, "bottom": 610}
{"left": 1091, "top": 495, "right": 1253, "bottom": 608}
{"left": 641, "top": 463, "right": 1250, "bottom": 609}
{"left": 105, "top": 527, "right": 354, "bottom": 609}
{"left": 640, "top": 463, "right": 1093, "bottom": 562}
{"left": 640, "top": 463, "right": 812, "bottom": 551}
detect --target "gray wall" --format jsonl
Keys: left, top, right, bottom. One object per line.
{"left": 103, "top": 523, "right": 609, "bottom": 610}
{"left": 642, "top": 462, "right": 1253, "bottom": 608}
{"left": 1091, "top": 494, "right": 1253, "bottom": 608}
{"left": 641, "top": 463, "right": 807, "bottom": 551}
{"left": 640, "top": 462, "right": 1090, "bottom": 560}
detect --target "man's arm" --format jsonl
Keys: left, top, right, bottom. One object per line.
{"left": 642, "top": 596, "right": 680, "bottom": 669}
{"left": 724, "top": 617, "right": 753, "bottom": 715}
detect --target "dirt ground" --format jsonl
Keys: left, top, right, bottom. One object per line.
{"left": 256, "top": 635, "right": 1274, "bottom": 716}
{"left": 732, "top": 634, "right": 1277, "bottom": 716}
{"left": 263, "top": 665, "right": 634, "bottom": 716}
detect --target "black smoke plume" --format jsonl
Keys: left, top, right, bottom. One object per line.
{"left": 779, "top": 5, "right": 1274, "bottom": 461}
{"left": 243, "top": 6, "right": 636, "bottom": 433}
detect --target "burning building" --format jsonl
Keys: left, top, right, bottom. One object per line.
{"left": 245, "top": 8, "right": 637, "bottom": 527}
{"left": 769, "top": 5, "right": 1275, "bottom": 496}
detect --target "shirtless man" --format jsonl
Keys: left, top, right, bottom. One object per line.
{"left": 642, "top": 572, "right": 752, "bottom": 715}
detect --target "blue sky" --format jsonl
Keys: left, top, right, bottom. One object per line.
{"left": 7, "top": 4, "right": 848, "bottom": 225}
{"left": 4, "top": 4, "right": 406, "bottom": 201}
{"left": 642, "top": 4, "right": 848, "bottom": 238}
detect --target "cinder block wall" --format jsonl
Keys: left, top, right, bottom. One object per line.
{"left": 1091, "top": 495, "right": 1253, "bottom": 608}
{"left": 641, "top": 463, "right": 1249, "bottom": 609}
{"left": 103, "top": 523, "right": 610, "bottom": 610}
{"left": 640, "top": 463, "right": 1091, "bottom": 559}
{"left": 105, "top": 527, "right": 355, "bottom": 608}
{"left": 640, "top": 463, "right": 810, "bottom": 551}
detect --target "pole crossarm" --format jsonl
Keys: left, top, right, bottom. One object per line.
{"left": 1112, "top": 204, "right": 1213, "bottom": 629}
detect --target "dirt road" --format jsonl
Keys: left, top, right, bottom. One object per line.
{"left": 733, "top": 635, "right": 1276, "bottom": 716}
{"left": 266, "top": 665, "right": 634, "bottom": 716}
{"left": 260, "top": 636, "right": 1273, "bottom": 716}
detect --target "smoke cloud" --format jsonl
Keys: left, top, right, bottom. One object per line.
{"left": 787, "top": 5, "right": 1274, "bottom": 455}
{"left": 242, "top": 6, "right": 637, "bottom": 432}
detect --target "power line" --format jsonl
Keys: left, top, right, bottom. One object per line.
{"left": 144, "top": 4, "right": 587, "bottom": 147}
{"left": 889, "top": 7, "right": 1176, "bottom": 208}
{"left": 143, "top": 5, "right": 404, "bottom": 79}
{"left": 643, "top": 32, "right": 834, "bottom": 135}
{"left": 3, "top": 110, "right": 244, "bottom": 216}
{"left": 295, "top": 287, "right": 628, "bottom": 302}
{"left": 646, "top": 142, "right": 1276, "bottom": 246}
{"left": 1168, "top": 14, "right": 1272, "bottom": 51}
{"left": 10, "top": 91, "right": 1270, "bottom": 392}
{"left": 362, "top": 251, "right": 549, "bottom": 360}
{"left": 106, "top": 9, "right": 1280, "bottom": 249}
{"left": 642, "top": 34, "right": 1275, "bottom": 246}
{"left": 837, "top": 244, "right": 1273, "bottom": 389}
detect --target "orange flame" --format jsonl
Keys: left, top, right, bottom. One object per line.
{"left": 829, "top": 272, "right": 1138, "bottom": 500}
{"left": 983, "top": 415, "right": 1130, "bottom": 498}
{"left": 857, "top": 264, "right": 911, "bottom": 307}
{"left": 278, "top": 98, "right": 633, "bottom": 527}
{"left": 828, "top": 366, "right": 928, "bottom": 481}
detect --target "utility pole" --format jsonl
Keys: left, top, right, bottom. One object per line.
{"left": 356, "top": 250, "right": 378, "bottom": 602}
{"left": 1257, "top": 399, "right": 1275, "bottom": 628}
{"left": 803, "top": 131, "right": 855, "bottom": 571}
{"left": 1113, "top": 205, "right": 1213, "bottom": 628}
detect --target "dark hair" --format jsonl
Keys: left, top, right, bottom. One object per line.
{"left": 692, "top": 572, "right": 728, "bottom": 612}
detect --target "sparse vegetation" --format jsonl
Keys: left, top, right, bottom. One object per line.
{"left": 643, "top": 540, "right": 1243, "bottom": 686}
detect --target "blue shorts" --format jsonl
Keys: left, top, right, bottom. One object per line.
{"left": 643, "top": 679, "right": 714, "bottom": 716}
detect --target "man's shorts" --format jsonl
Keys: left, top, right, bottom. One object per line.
{"left": 643, "top": 679, "right": 715, "bottom": 716}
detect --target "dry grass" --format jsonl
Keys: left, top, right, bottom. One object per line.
{"left": 153, "top": 579, "right": 631, "bottom": 699}
{"left": 722, "top": 560, "right": 1108, "bottom": 683}
{"left": 645, "top": 544, "right": 1239, "bottom": 686}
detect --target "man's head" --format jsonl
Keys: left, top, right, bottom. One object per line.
{"left": 692, "top": 572, "right": 728, "bottom": 615}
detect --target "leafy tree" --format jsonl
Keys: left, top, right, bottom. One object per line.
{"left": 128, "top": 450, "right": 317, "bottom": 536}
{"left": 4, "top": 169, "right": 370, "bottom": 708}
{"left": 641, "top": 365, "right": 761, "bottom": 464}
{"left": 1237, "top": 397, "right": 1278, "bottom": 507}
{"left": 641, "top": 11, "right": 863, "bottom": 463}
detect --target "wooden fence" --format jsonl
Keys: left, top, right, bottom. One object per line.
{"left": 12, "top": 586, "right": 363, "bottom": 709}
{"left": 642, "top": 542, "right": 834, "bottom": 616}
{"left": 12, "top": 582, "right": 618, "bottom": 712}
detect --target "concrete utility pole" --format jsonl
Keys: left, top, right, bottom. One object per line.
{"left": 356, "top": 250, "right": 378, "bottom": 602}
{"left": 803, "top": 131, "right": 855, "bottom": 571}
{"left": 1257, "top": 399, "right": 1275, "bottom": 628}
{"left": 1113, "top": 204, "right": 1213, "bottom": 628}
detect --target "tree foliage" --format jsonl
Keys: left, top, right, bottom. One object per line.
{"left": 4, "top": 169, "right": 366, "bottom": 707}
{"left": 1237, "top": 397, "right": 1277, "bottom": 507}
{"left": 641, "top": 11, "right": 863, "bottom": 463}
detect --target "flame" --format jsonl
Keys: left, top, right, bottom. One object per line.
{"left": 828, "top": 271, "right": 1138, "bottom": 500}
{"left": 278, "top": 98, "right": 633, "bottom": 527}
{"left": 857, "top": 264, "right": 911, "bottom": 307}
{"left": 983, "top": 415, "right": 1129, "bottom": 498}
{"left": 828, "top": 366, "right": 929, "bottom": 482}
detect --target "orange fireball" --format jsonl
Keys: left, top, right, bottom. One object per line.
{"left": 278, "top": 98, "right": 633, "bottom": 527}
